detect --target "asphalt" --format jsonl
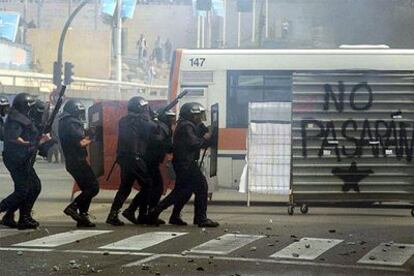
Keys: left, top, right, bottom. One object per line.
{"left": 0, "top": 160, "right": 414, "bottom": 275}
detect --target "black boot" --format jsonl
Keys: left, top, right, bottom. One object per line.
{"left": 77, "top": 213, "right": 96, "bottom": 228}
{"left": 27, "top": 215, "right": 40, "bottom": 228}
{"left": 146, "top": 208, "right": 161, "bottom": 226}
{"left": 197, "top": 218, "right": 219, "bottom": 228}
{"left": 122, "top": 209, "right": 138, "bottom": 224}
{"left": 169, "top": 216, "right": 187, "bottom": 226}
{"left": 106, "top": 210, "right": 124, "bottom": 226}
{"left": 157, "top": 218, "right": 166, "bottom": 225}
{"left": 17, "top": 215, "right": 38, "bottom": 230}
{"left": 64, "top": 202, "right": 82, "bottom": 222}
{"left": 1, "top": 211, "right": 17, "bottom": 228}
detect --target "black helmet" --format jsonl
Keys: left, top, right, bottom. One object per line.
{"left": 29, "top": 99, "right": 48, "bottom": 126}
{"left": 0, "top": 94, "right": 10, "bottom": 116}
{"left": 63, "top": 99, "right": 86, "bottom": 121}
{"left": 179, "top": 102, "right": 206, "bottom": 121}
{"left": 127, "top": 96, "right": 148, "bottom": 114}
{"left": 12, "top": 93, "right": 36, "bottom": 115}
{"left": 157, "top": 108, "right": 176, "bottom": 125}
{"left": 34, "top": 99, "right": 46, "bottom": 113}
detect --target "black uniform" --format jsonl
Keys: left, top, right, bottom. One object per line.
{"left": 0, "top": 108, "right": 41, "bottom": 221}
{"left": 151, "top": 118, "right": 210, "bottom": 224}
{"left": 135, "top": 119, "right": 173, "bottom": 219}
{"left": 109, "top": 113, "right": 160, "bottom": 220}
{"left": 0, "top": 116, "right": 4, "bottom": 142}
{"left": 59, "top": 112, "right": 99, "bottom": 215}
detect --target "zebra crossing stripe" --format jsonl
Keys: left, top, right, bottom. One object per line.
{"left": 358, "top": 243, "right": 414, "bottom": 266}
{"left": 270, "top": 237, "right": 343, "bottom": 260}
{"left": 13, "top": 230, "right": 112, "bottom": 248}
{"left": 99, "top": 231, "right": 187, "bottom": 251}
{"left": 189, "top": 234, "right": 265, "bottom": 255}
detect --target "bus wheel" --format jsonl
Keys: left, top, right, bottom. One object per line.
{"left": 288, "top": 205, "right": 294, "bottom": 216}
{"left": 300, "top": 204, "right": 309, "bottom": 214}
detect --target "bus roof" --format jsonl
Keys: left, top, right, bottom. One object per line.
{"left": 176, "top": 48, "right": 414, "bottom": 71}
{"left": 179, "top": 48, "right": 414, "bottom": 55}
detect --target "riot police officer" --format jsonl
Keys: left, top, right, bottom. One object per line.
{"left": 0, "top": 93, "right": 44, "bottom": 229}
{"left": 0, "top": 94, "right": 9, "bottom": 141}
{"left": 0, "top": 94, "right": 17, "bottom": 228}
{"left": 134, "top": 109, "right": 176, "bottom": 225}
{"left": 106, "top": 96, "right": 161, "bottom": 226}
{"left": 59, "top": 99, "right": 99, "bottom": 227}
{"left": 148, "top": 102, "right": 219, "bottom": 227}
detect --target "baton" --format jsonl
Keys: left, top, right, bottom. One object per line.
{"left": 199, "top": 148, "right": 207, "bottom": 169}
{"left": 106, "top": 159, "right": 118, "bottom": 181}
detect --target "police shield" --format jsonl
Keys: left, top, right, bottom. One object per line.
{"left": 209, "top": 103, "right": 219, "bottom": 177}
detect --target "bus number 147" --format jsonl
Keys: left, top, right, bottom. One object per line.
{"left": 189, "top": 58, "right": 206, "bottom": 67}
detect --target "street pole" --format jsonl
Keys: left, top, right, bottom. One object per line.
{"left": 117, "top": 0, "right": 123, "bottom": 89}
{"left": 55, "top": 0, "right": 90, "bottom": 90}
{"left": 23, "top": 0, "right": 27, "bottom": 43}
{"left": 265, "top": 0, "right": 269, "bottom": 38}
{"left": 237, "top": 12, "right": 241, "bottom": 48}
{"left": 201, "top": 15, "right": 205, "bottom": 48}
{"left": 252, "top": 0, "right": 256, "bottom": 43}
{"left": 197, "top": 15, "right": 201, "bottom": 48}
{"left": 222, "top": 0, "right": 226, "bottom": 47}
{"left": 207, "top": 10, "right": 212, "bottom": 48}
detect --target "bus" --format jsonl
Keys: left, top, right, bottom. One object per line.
{"left": 168, "top": 48, "right": 414, "bottom": 197}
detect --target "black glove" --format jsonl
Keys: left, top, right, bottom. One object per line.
{"left": 197, "top": 123, "right": 210, "bottom": 137}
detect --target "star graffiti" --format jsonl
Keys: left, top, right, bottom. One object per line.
{"left": 332, "top": 161, "right": 373, "bottom": 192}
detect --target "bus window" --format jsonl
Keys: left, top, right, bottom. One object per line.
{"left": 227, "top": 71, "right": 292, "bottom": 128}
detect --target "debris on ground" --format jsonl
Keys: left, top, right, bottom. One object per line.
{"left": 292, "top": 253, "right": 299, "bottom": 258}
{"left": 196, "top": 267, "right": 204, "bottom": 271}
{"left": 141, "top": 264, "right": 152, "bottom": 271}
{"left": 329, "top": 229, "right": 336, "bottom": 233}
{"left": 52, "top": 265, "right": 60, "bottom": 272}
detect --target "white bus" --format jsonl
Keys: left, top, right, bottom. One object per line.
{"left": 168, "top": 48, "right": 414, "bottom": 191}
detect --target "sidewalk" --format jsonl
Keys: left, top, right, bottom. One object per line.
{"left": 0, "top": 160, "right": 289, "bottom": 206}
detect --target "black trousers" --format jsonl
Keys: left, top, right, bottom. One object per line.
{"left": 1, "top": 156, "right": 41, "bottom": 216}
{"left": 110, "top": 156, "right": 153, "bottom": 214}
{"left": 157, "top": 162, "right": 208, "bottom": 222}
{"left": 132, "top": 162, "right": 164, "bottom": 217}
{"left": 66, "top": 159, "right": 99, "bottom": 213}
